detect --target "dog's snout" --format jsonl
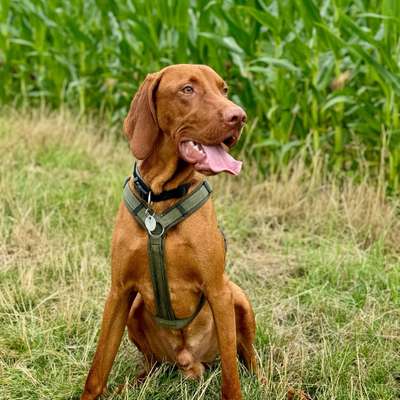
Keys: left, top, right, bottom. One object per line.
{"left": 223, "top": 106, "right": 247, "bottom": 127}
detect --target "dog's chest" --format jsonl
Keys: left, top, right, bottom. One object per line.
{"left": 138, "top": 233, "right": 209, "bottom": 315}
{"left": 137, "top": 224, "right": 223, "bottom": 317}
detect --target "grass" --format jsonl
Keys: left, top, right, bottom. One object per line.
{"left": 0, "top": 110, "right": 399, "bottom": 399}
{"left": 1, "top": 0, "right": 400, "bottom": 187}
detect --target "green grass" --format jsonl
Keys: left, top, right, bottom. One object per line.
{"left": 0, "top": 111, "right": 399, "bottom": 399}
{"left": 1, "top": 0, "right": 400, "bottom": 187}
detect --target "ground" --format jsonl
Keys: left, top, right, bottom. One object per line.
{"left": 0, "top": 111, "right": 399, "bottom": 399}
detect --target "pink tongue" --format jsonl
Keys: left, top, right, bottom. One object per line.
{"left": 198, "top": 144, "right": 242, "bottom": 175}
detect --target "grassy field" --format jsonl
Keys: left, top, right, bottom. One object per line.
{"left": 0, "top": 111, "right": 399, "bottom": 399}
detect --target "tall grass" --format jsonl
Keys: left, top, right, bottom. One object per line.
{"left": 1, "top": 0, "right": 399, "bottom": 188}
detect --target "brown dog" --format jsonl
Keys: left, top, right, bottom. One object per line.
{"left": 81, "top": 64, "right": 257, "bottom": 400}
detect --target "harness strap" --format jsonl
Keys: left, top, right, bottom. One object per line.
{"left": 123, "top": 179, "right": 212, "bottom": 330}
{"left": 148, "top": 236, "right": 174, "bottom": 320}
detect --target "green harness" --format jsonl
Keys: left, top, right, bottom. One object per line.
{"left": 123, "top": 178, "right": 212, "bottom": 330}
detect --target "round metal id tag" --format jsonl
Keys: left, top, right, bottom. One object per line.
{"left": 145, "top": 214, "right": 157, "bottom": 232}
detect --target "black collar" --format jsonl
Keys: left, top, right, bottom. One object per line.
{"left": 132, "top": 164, "right": 190, "bottom": 203}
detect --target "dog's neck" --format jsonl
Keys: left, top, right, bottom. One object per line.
{"left": 137, "top": 134, "right": 198, "bottom": 195}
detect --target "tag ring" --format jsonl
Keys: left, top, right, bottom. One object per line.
{"left": 148, "top": 224, "right": 165, "bottom": 238}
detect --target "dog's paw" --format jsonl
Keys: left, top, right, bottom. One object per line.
{"left": 80, "top": 383, "right": 106, "bottom": 400}
{"left": 221, "top": 392, "right": 243, "bottom": 400}
{"left": 287, "top": 387, "right": 313, "bottom": 400}
{"left": 80, "top": 393, "right": 98, "bottom": 400}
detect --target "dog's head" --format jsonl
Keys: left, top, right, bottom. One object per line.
{"left": 124, "top": 64, "right": 246, "bottom": 175}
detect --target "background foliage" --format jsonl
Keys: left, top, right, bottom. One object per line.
{"left": 1, "top": 0, "right": 400, "bottom": 187}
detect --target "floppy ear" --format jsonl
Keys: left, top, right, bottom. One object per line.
{"left": 124, "top": 72, "right": 162, "bottom": 160}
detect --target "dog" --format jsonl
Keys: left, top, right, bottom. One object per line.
{"left": 81, "top": 64, "right": 257, "bottom": 400}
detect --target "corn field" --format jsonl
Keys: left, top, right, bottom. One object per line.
{"left": 1, "top": 0, "right": 399, "bottom": 188}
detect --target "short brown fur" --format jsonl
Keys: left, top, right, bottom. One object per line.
{"left": 81, "top": 64, "right": 257, "bottom": 400}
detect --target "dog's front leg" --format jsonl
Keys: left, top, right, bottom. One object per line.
{"left": 81, "top": 288, "right": 136, "bottom": 400}
{"left": 206, "top": 277, "right": 242, "bottom": 400}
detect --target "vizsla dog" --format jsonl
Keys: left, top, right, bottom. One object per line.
{"left": 81, "top": 64, "right": 257, "bottom": 400}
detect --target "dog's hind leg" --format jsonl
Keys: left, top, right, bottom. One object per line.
{"left": 230, "top": 282, "right": 257, "bottom": 372}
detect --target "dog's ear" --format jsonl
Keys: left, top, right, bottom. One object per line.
{"left": 124, "top": 72, "right": 162, "bottom": 160}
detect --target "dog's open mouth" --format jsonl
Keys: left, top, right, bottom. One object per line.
{"left": 179, "top": 139, "right": 242, "bottom": 175}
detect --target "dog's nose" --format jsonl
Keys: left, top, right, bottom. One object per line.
{"left": 224, "top": 106, "right": 247, "bottom": 127}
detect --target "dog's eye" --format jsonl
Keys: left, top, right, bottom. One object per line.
{"left": 223, "top": 86, "right": 229, "bottom": 96}
{"left": 182, "top": 85, "right": 194, "bottom": 95}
